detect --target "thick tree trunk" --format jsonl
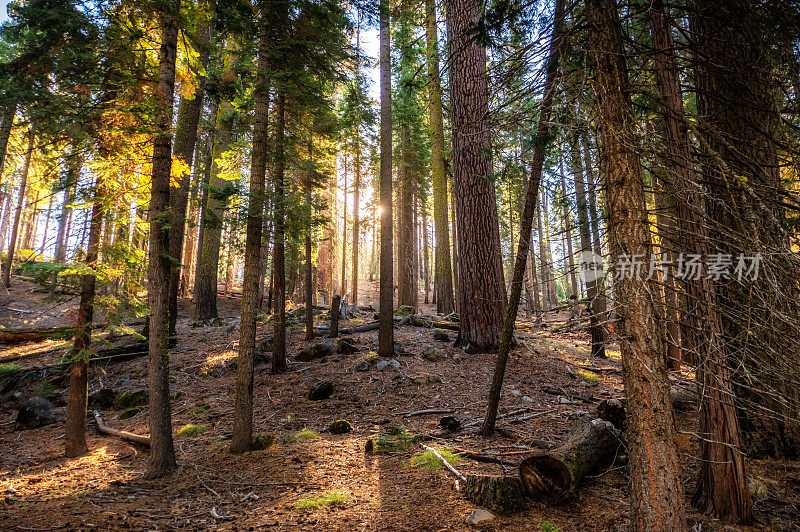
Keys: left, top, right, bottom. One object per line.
{"left": 445, "top": 0, "right": 507, "bottom": 352}
{"left": 340, "top": 155, "right": 348, "bottom": 299}
{"left": 231, "top": 34, "right": 269, "bottom": 453}
{"left": 397, "top": 124, "right": 417, "bottom": 309}
{"left": 2, "top": 132, "right": 34, "bottom": 288}
{"left": 272, "top": 87, "right": 288, "bottom": 373}
{"left": 426, "top": 0, "right": 454, "bottom": 315}
{"left": 193, "top": 97, "right": 232, "bottom": 321}
{"left": 482, "top": 0, "right": 564, "bottom": 435}
{"left": 586, "top": 0, "right": 685, "bottom": 528}
{"left": 305, "top": 141, "right": 315, "bottom": 340}
{"left": 378, "top": 1, "right": 394, "bottom": 357}
{"left": 145, "top": 0, "right": 180, "bottom": 478}
{"left": 167, "top": 21, "right": 211, "bottom": 339}
{"left": 693, "top": 0, "right": 800, "bottom": 463}
{"left": 0, "top": 104, "right": 16, "bottom": 180}
{"left": 182, "top": 124, "right": 214, "bottom": 297}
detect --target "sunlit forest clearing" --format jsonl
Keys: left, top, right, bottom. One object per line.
{"left": 1, "top": 0, "right": 799, "bottom": 530}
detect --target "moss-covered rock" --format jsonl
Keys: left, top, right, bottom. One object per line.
{"left": 329, "top": 420, "right": 352, "bottom": 434}
{"left": 395, "top": 305, "right": 415, "bottom": 316}
{"left": 296, "top": 343, "right": 334, "bottom": 362}
{"left": 337, "top": 337, "right": 358, "bottom": 356}
{"left": 115, "top": 389, "right": 148, "bottom": 410}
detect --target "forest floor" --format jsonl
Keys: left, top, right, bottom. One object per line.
{"left": 0, "top": 276, "right": 799, "bottom": 531}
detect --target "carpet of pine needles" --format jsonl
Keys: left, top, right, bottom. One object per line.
{"left": 1, "top": 277, "right": 798, "bottom": 531}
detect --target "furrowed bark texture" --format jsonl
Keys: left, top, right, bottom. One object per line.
{"left": 445, "top": 0, "right": 506, "bottom": 352}
{"left": 426, "top": 0, "right": 454, "bottom": 315}
{"left": 146, "top": 0, "right": 180, "bottom": 478}
{"left": 586, "top": 0, "right": 685, "bottom": 528}
{"left": 231, "top": 32, "right": 269, "bottom": 453}
{"left": 378, "top": 1, "right": 394, "bottom": 357}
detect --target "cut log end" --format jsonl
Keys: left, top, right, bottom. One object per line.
{"left": 519, "top": 454, "right": 573, "bottom": 503}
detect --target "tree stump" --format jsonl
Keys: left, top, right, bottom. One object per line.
{"left": 328, "top": 295, "right": 341, "bottom": 338}
{"left": 463, "top": 474, "right": 528, "bottom": 513}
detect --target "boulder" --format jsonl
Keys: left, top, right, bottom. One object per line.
{"left": 296, "top": 343, "right": 334, "bottom": 362}
{"left": 15, "top": 398, "right": 61, "bottom": 429}
{"left": 395, "top": 305, "right": 415, "bottom": 316}
{"left": 377, "top": 359, "right": 400, "bottom": 371}
{"left": 465, "top": 508, "right": 495, "bottom": 525}
{"left": 119, "top": 406, "right": 144, "bottom": 420}
{"left": 422, "top": 348, "right": 443, "bottom": 362}
{"left": 252, "top": 434, "right": 275, "bottom": 450}
{"left": 329, "top": 420, "right": 353, "bottom": 434}
{"left": 355, "top": 360, "right": 371, "bottom": 372}
{"left": 308, "top": 380, "right": 334, "bottom": 401}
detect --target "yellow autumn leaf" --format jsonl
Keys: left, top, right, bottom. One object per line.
{"left": 170, "top": 156, "right": 191, "bottom": 188}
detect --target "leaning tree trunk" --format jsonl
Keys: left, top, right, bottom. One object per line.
{"left": 586, "top": 0, "right": 686, "bottom": 529}
{"left": 2, "top": 132, "right": 34, "bottom": 288}
{"left": 145, "top": 0, "right": 180, "bottom": 478}
{"left": 231, "top": 32, "right": 269, "bottom": 453}
{"left": 378, "top": 0, "right": 394, "bottom": 357}
{"left": 445, "top": 0, "right": 507, "bottom": 352}
{"left": 482, "top": 0, "right": 565, "bottom": 435}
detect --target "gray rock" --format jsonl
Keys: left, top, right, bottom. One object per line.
{"left": 355, "top": 360, "right": 371, "bottom": 372}
{"left": 433, "top": 329, "right": 450, "bottom": 342}
{"left": 522, "top": 395, "right": 533, "bottom": 403}
{"left": 509, "top": 388, "right": 522, "bottom": 397}
{"left": 422, "top": 348, "right": 443, "bottom": 362}
{"left": 308, "top": 380, "right": 334, "bottom": 400}
{"left": 15, "top": 398, "right": 61, "bottom": 430}
{"left": 296, "top": 343, "right": 334, "bottom": 362}
{"left": 465, "top": 508, "right": 495, "bottom": 525}
{"left": 377, "top": 359, "right": 400, "bottom": 371}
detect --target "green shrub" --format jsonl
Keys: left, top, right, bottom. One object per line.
{"left": 176, "top": 424, "right": 207, "bottom": 437}
{"left": 0, "top": 363, "right": 21, "bottom": 376}
{"left": 295, "top": 429, "right": 320, "bottom": 440}
{"left": 295, "top": 492, "right": 349, "bottom": 510}
{"left": 409, "top": 448, "right": 461, "bottom": 470}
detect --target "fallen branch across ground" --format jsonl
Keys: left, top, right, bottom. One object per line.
{"left": 403, "top": 408, "right": 454, "bottom": 418}
{"left": 1, "top": 343, "right": 149, "bottom": 377}
{"left": 93, "top": 411, "right": 150, "bottom": 447}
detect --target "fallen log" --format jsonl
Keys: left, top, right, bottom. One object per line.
{"left": 0, "top": 326, "right": 74, "bottom": 344}
{"left": 461, "top": 418, "right": 621, "bottom": 512}
{"left": 518, "top": 418, "right": 621, "bottom": 503}
{"left": 409, "top": 316, "right": 460, "bottom": 332}
{"left": 0, "top": 342, "right": 149, "bottom": 377}
{"left": 314, "top": 314, "right": 414, "bottom": 336}
{"left": 93, "top": 410, "right": 150, "bottom": 446}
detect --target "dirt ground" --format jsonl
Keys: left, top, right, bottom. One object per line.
{"left": 1, "top": 277, "right": 798, "bottom": 531}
